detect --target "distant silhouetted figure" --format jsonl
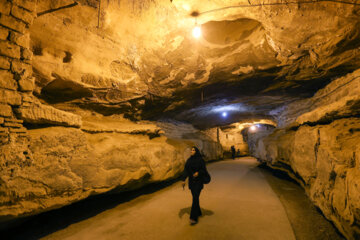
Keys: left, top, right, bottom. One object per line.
{"left": 182, "top": 146, "right": 208, "bottom": 225}
{"left": 237, "top": 149, "right": 240, "bottom": 157}
{"left": 231, "top": 145, "right": 235, "bottom": 159}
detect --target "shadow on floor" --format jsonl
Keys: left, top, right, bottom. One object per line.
{"left": 178, "top": 207, "right": 214, "bottom": 219}
{"left": 0, "top": 178, "right": 181, "bottom": 240}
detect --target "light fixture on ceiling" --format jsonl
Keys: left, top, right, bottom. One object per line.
{"left": 249, "top": 125, "right": 257, "bottom": 131}
{"left": 222, "top": 112, "right": 228, "bottom": 117}
{"left": 192, "top": 17, "right": 201, "bottom": 39}
{"left": 192, "top": 25, "right": 202, "bottom": 38}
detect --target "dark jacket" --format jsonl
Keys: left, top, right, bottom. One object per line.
{"left": 182, "top": 155, "right": 207, "bottom": 190}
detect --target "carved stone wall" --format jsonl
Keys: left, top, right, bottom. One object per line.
{"left": 0, "top": 0, "right": 36, "bottom": 142}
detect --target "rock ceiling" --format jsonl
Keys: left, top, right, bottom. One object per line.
{"left": 30, "top": 0, "right": 360, "bottom": 129}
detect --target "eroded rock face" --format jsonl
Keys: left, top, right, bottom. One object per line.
{"left": 0, "top": 113, "right": 223, "bottom": 223}
{"left": 0, "top": 0, "right": 225, "bottom": 223}
{"left": 274, "top": 69, "right": 360, "bottom": 128}
{"left": 16, "top": 102, "right": 82, "bottom": 127}
{"left": 1, "top": 0, "right": 360, "bottom": 237}
{"left": 0, "top": 127, "right": 177, "bottom": 221}
{"left": 29, "top": 0, "right": 360, "bottom": 127}
{"left": 251, "top": 119, "right": 360, "bottom": 239}
{"left": 249, "top": 70, "right": 360, "bottom": 239}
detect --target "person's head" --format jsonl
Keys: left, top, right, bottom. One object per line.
{"left": 191, "top": 146, "right": 201, "bottom": 157}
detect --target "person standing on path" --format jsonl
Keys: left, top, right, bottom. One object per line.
{"left": 231, "top": 145, "right": 236, "bottom": 159}
{"left": 182, "top": 146, "right": 208, "bottom": 225}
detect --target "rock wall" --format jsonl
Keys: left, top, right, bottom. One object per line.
{"left": 0, "top": 106, "right": 223, "bottom": 225}
{"left": 0, "top": 126, "right": 179, "bottom": 222}
{"left": 217, "top": 128, "right": 248, "bottom": 156}
{"left": 156, "top": 120, "right": 223, "bottom": 161}
{"left": 0, "top": 0, "right": 226, "bottom": 225}
{"left": 250, "top": 69, "right": 360, "bottom": 239}
{"left": 0, "top": 0, "right": 36, "bottom": 143}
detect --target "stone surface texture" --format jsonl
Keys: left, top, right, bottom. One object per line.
{"left": 15, "top": 102, "right": 82, "bottom": 128}
{"left": 249, "top": 70, "right": 360, "bottom": 239}
{"left": 0, "top": 111, "right": 223, "bottom": 223}
{"left": 0, "top": 0, "right": 359, "bottom": 238}
{"left": 29, "top": 0, "right": 360, "bottom": 128}
{"left": 0, "top": 3, "right": 226, "bottom": 225}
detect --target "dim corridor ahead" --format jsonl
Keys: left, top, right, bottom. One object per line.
{"left": 39, "top": 158, "right": 300, "bottom": 240}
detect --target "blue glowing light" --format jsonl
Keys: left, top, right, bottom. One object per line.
{"left": 211, "top": 103, "right": 249, "bottom": 113}
{"left": 222, "top": 112, "right": 227, "bottom": 117}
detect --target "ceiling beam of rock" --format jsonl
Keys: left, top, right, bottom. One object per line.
{"left": 30, "top": 0, "right": 360, "bottom": 129}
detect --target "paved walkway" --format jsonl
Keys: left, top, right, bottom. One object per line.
{"left": 42, "top": 158, "right": 296, "bottom": 240}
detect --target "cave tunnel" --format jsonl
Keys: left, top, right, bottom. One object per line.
{"left": 0, "top": 0, "right": 360, "bottom": 239}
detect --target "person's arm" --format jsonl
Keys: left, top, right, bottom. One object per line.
{"left": 181, "top": 165, "right": 189, "bottom": 181}
{"left": 193, "top": 155, "right": 207, "bottom": 178}
{"left": 181, "top": 161, "right": 189, "bottom": 188}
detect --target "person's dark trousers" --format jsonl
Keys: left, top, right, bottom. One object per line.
{"left": 190, "top": 186, "right": 202, "bottom": 221}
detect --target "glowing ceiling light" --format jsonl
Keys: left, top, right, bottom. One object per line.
{"left": 250, "top": 125, "right": 257, "bottom": 131}
{"left": 192, "top": 25, "right": 201, "bottom": 38}
{"left": 182, "top": 3, "right": 190, "bottom": 11}
{"left": 222, "top": 112, "right": 227, "bottom": 117}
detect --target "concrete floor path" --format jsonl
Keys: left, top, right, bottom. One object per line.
{"left": 42, "top": 158, "right": 296, "bottom": 240}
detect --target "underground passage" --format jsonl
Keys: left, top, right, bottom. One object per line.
{"left": 0, "top": 0, "right": 359, "bottom": 239}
